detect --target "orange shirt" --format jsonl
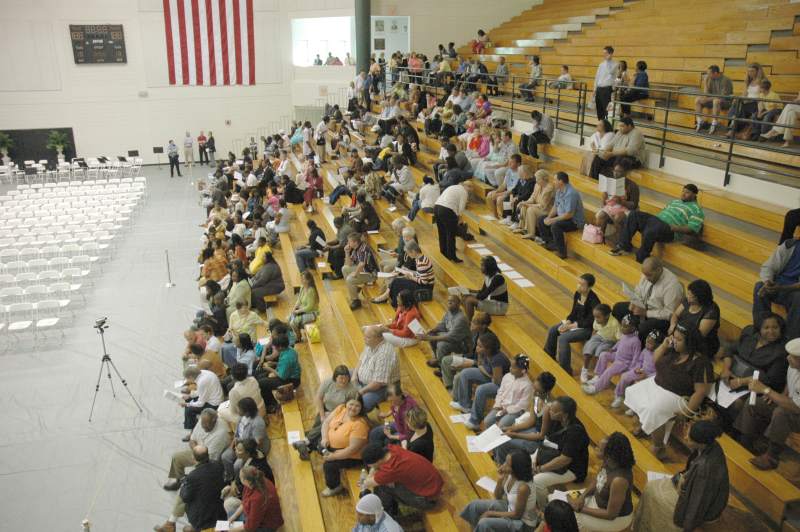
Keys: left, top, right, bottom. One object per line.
{"left": 326, "top": 404, "right": 369, "bottom": 455}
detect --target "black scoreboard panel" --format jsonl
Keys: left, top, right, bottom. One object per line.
{"left": 69, "top": 24, "right": 127, "bottom": 64}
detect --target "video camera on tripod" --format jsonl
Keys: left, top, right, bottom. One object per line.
{"left": 94, "top": 316, "right": 108, "bottom": 330}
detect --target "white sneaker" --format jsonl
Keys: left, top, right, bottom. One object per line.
{"left": 464, "top": 420, "right": 480, "bottom": 431}
{"left": 509, "top": 222, "right": 519, "bottom": 230}
{"left": 321, "top": 486, "right": 345, "bottom": 497}
{"left": 534, "top": 236, "right": 545, "bottom": 245}
{"left": 588, "top": 375, "right": 599, "bottom": 385}
{"left": 624, "top": 408, "right": 635, "bottom": 416}
{"left": 610, "top": 396, "right": 624, "bottom": 409}
{"left": 709, "top": 122, "right": 717, "bottom": 135}
{"left": 449, "top": 401, "right": 469, "bottom": 413}
{"left": 582, "top": 383, "right": 597, "bottom": 395}
{"left": 499, "top": 217, "right": 512, "bottom": 225}
{"left": 695, "top": 122, "right": 703, "bottom": 132}
{"left": 306, "top": 205, "right": 313, "bottom": 213}
{"left": 580, "top": 368, "right": 590, "bottom": 384}
{"left": 388, "top": 205, "right": 397, "bottom": 212}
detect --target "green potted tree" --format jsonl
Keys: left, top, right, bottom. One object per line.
{"left": 46, "top": 130, "right": 70, "bottom": 163}
{"left": 0, "top": 131, "right": 13, "bottom": 166}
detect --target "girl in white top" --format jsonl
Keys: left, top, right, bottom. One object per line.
{"left": 580, "top": 119, "right": 615, "bottom": 176}
{"left": 460, "top": 450, "right": 539, "bottom": 530}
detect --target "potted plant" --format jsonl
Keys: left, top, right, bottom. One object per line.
{"left": 0, "top": 132, "right": 13, "bottom": 165}
{"left": 46, "top": 130, "right": 70, "bottom": 163}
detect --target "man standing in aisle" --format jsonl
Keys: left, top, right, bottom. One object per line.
{"left": 168, "top": 139, "right": 181, "bottom": 177}
{"left": 206, "top": 131, "right": 216, "bottom": 166}
{"left": 197, "top": 131, "right": 208, "bottom": 165}
{"left": 183, "top": 131, "right": 194, "bottom": 167}
{"left": 593, "top": 46, "right": 617, "bottom": 120}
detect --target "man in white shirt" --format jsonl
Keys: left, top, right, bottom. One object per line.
{"left": 162, "top": 408, "right": 230, "bottom": 490}
{"left": 353, "top": 326, "right": 400, "bottom": 412}
{"left": 314, "top": 116, "right": 330, "bottom": 163}
{"left": 593, "top": 46, "right": 617, "bottom": 120}
{"left": 183, "top": 131, "right": 194, "bottom": 167}
{"left": 181, "top": 366, "right": 224, "bottom": 432}
{"left": 345, "top": 52, "right": 356, "bottom": 66}
{"left": 434, "top": 180, "right": 471, "bottom": 262}
{"left": 302, "top": 122, "right": 314, "bottom": 159}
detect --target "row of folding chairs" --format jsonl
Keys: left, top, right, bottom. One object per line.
{"left": 4, "top": 212, "right": 133, "bottom": 231}
{"left": 14, "top": 176, "right": 146, "bottom": 190}
{"left": 0, "top": 241, "right": 108, "bottom": 258}
{"left": 0, "top": 226, "right": 116, "bottom": 243}
{"left": 2, "top": 198, "right": 140, "bottom": 214}
{"left": 0, "top": 283, "right": 79, "bottom": 305}
{"left": 0, "top": 269, "right": 88, "bottom": 287}
{"left": 1, "top": 300, "right": 71, "bottom": 336}
{"left": 0, "top": 256, "right": 96, "bottom": 275}
{"left": 5, "top": 185, "right": 144, "bottom": 202}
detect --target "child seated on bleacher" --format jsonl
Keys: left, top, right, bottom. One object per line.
{"left": 579, "top": 304, "right": 620, "bottom": 384}
{"left": 582, "top": 314, "right": 641, "bottom": 402}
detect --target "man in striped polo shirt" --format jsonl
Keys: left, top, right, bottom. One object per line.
{"left": 610, "top": 184, "right": 704, "bottom": 263}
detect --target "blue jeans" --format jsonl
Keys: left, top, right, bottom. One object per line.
{"left": 221, "top": 342, "right": 237, "bottom": 368}
{"left": 329, "top": 184, "right": 350, "bottom": 205}
{"left": 461, "top": 499, "right": 531, "bottom": 531}
{"left": 544, "top": 324, "right": 591, "bottom": 375}
{"left": 354, "top": 376, "right": 387, "bottom": 412}
{"left": 470, "top": 382, "right": 500, "bottom": 425}
{"left": 295, "top": 247, "right": 318, "bottom": 272}
{"left": 484, "top": 409, "right": 524, "bottom": 429}
{"left": 452, "top": 367, "right": 491, "bottom": 409}
{"left": 408, "top": 193, "right": 421, "bottom": 221}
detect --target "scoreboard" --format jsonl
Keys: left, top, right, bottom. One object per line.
{"left": 69, "top": 24, "right": 127, "bottom": 64}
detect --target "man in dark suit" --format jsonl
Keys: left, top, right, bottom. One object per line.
{"left": 153, "top": 446, "right": 226, "bottom": 532}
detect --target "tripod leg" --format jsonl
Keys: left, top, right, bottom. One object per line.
{"left": 106, "top": 357, "right": 144, "bottom": 413}
{"left": 105, "top": 359, "right": 117, "bottom": 398}
{"left": 89, "top": 355, "right": 108, "bottom": 422}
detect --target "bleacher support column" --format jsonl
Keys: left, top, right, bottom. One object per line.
{"left": 355, "top": 0, "right": 371, "bottom": 73}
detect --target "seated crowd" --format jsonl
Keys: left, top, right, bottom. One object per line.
{"left": 152, "top": 37, "right": 800, "bottom": 532}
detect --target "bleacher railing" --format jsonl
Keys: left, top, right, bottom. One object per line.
{"left": 609, "top": 84, "right": 798, "bottom": 185}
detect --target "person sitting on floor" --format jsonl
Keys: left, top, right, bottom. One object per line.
{"left": 735, "top": 337, "right": 800, "bottom": 471}
{"left": 361, "top": 442, "right": 444, "bottom": 516}
{"left": 162, "top": 408, "right": 231, "bottom": 491}
{"left": 624, "top": 326, "right": 714, "bottom": 459}
{"left": 369, "top": 381, "right": 419, "bottom": 447}
{"left": 476, "top": 353, "right": 534, "bottom": 430}
{"left": 353, "top": 326, "right": 400, "bottom": 412}
{"left": 532, "top": 396, "right": 590, "bottom": 493}
{"left": 567, "top": 432, "right": 635, "bottom": 531}
{"left": 460, "top": 450, "right": 539, "bottom": 531}
{"left": 544, "top": 273, "right": 601, "bottom": 375}
{"left": 754, "top": 236, "right": 800, "bottom": 340}
{"left": 535, "top": 172, "right": 585, "bottom": 260}
{"left": 352, "top": 493, "right": 404, "bottom": 532}
{"left": 610, "top": 183, "right": 705, "bottom": 263}
{"left": 633, "top": 421, "right": 729, "bottom": 532}
{"left": 588, "top": 117, "right": 647, "bottom": 179}
{"left": 376, "top": 290, "right": 422, "bottom": 348}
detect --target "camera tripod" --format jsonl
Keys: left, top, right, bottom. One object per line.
{"left": 88, "top": 318, "right": 143, "bottom": 422}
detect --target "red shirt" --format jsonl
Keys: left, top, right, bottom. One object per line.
{"left": 242, "top": 478, "right": 283, "bottom": 531}
{"left": 374, "top": 445, "right": 443, "bottom": 498}
{"left": 389, "top": 306, "right": 421, "bottom": 338}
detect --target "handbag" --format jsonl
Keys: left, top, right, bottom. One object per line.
{"left": 306, "top": 323, "right": 321, "bottom": 343}
{"left": 274, "top": 383, "right": 295, "bottom": 403}
{"left": 581, "top": 224, "right": 604, "bottom": 244}
{"left": 519, "top": 133, "right": 530, "bottom": 156}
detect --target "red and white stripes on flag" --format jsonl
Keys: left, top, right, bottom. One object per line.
{"left": 162, "top": 0, "right": 255, "bottom": 85}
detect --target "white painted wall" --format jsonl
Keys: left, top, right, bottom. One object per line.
{"left": 372, "top": 0, "right": 539, "bottom": 57}
{"left": 0, "top": 0, "right": 353, "bottom": 164}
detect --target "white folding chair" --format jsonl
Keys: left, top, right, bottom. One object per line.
{"left": 0, "top": 248, "right": 19, "bottom": 262}
{"left": 15, "top": 272, "right": 38, "bottom": 285}
{"left": 0, "top": 286, "right": 24, "bottom": 305}
{"left": 23, "top": 284, "right": 48, "bottom": 302}
{"left": 34, "top": 300, "right": 62, "bottom": 334}
{"left": 3, "top": 261, "right": 28, "bottom": 274}
{"left": 6, "top": 302, "right": 34, "bottom": 335}
{"left": 0, "top": 273, "right": 15, "bottom": 286}
{"left": 27, "top": 258, "right": 48, "bottom": 271}
{"left": 47, "top": 281, "right": 79, "bottom": 306}
{"left": 48, "top": 257, "right": 71, "bottom": 270}
{"left": 18, "top": 248, "right": 40, "bottom": 261}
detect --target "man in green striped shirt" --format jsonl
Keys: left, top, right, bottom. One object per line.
{"left": 610, "top": 184, "right": 705, "bottom": 263}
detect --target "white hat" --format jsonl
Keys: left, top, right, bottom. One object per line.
{"left": 355, "top": 493, "right": 384, "bottom": 518}
{"left": 279, "top": 129, "right": 286, "bottom": 135}
{"left": 787, "top": 338, "right": 800, "bottom": 357}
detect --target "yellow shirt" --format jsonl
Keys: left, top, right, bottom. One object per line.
{"left": 593, "top": 315, "right": 621, "bottom": 342}
{"left": 759, "top": 90, "right": 782, "bottom": 112}
{"left": 249, "top": 244, "right": 272, "bottom": 274}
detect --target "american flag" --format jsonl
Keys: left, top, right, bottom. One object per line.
{"left": 162, "top": 0, "right": 255, "bottom": 85}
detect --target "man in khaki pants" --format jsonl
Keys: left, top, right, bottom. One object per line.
{"left": 342, "top": 232, "right": 378, "bottom": 310}
{"left": 161, "top": 408, "right": 230, "bottom": 491}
